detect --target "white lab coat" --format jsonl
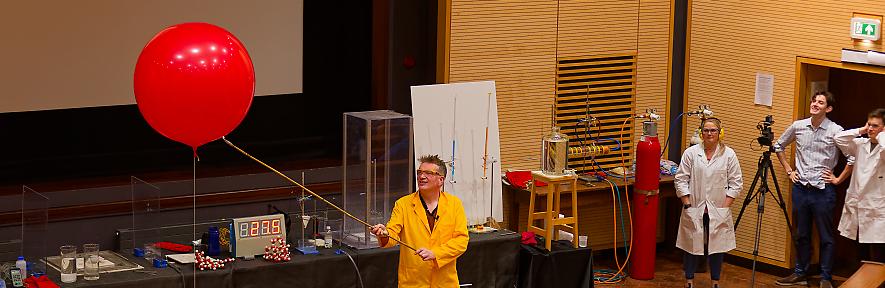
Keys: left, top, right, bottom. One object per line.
{"left": 834, "top": 128, "right": 885, "bottom": 243}
{"left": 674, "top": 144, "right": 743, "bottom": 255}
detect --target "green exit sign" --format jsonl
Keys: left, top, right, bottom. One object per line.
{"left": 851, "top": 17, "right": 881, "bottom": 41}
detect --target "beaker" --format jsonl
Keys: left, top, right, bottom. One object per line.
{"left": 83, "top": 243, "right": 100, "bottom": 280}
{"left": 59, "top": 245, "right": 77, "bottom": 283}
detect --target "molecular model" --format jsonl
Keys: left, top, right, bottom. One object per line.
{"left": 195, "top": 250, "right": 235, "bottom": 271}
{"left": 263, "top": 236, "right": 291, "bottom": 262}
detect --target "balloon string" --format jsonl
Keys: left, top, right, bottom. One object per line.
{"left": 221, "top": 136, "right": 417, "bottom": 251}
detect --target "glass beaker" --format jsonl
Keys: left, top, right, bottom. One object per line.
{"left": 83, "top": 243, "right": 100, "bottom": 280}
{"left": 541, "top": 126, "right": 569, "bottom": 175}
{"left": 59, "top": 245, "right": 77, "bottom": 283}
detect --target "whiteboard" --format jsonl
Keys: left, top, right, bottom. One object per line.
{"left": 411, "top": 81, "right": 502, "bottom": 225}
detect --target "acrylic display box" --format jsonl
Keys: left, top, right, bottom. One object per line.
{"left": 342, "top": 111, "right": 413, "bottom": 249}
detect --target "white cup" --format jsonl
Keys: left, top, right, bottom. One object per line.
{"left": 578, "top": 235, "right": 588, "bottom": 248}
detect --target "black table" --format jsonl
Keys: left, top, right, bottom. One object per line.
{"left": 519, "top": 240, "right": 594, "bottom": 288}
{"left": 50, "top": 230, "right": 520, "bottom": 288}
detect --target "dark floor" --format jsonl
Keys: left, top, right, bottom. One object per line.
{"left": 593, "top": 250, "right": 848, "bottom": 287}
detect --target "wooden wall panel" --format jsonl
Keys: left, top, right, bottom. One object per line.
{"left": 557, "top": 0, "right": 640, "bottom": 57}
{"left": 448, "top": 0, "right": 671, "bottom": 250}
{"left": 636, "top": 0, "right": 673, "bottom": 147}
{"left": 686, "top": 0, "right": 885, "bottom": 267}
{"left": 449, "top": 0, "right": 557, "bottom": 172}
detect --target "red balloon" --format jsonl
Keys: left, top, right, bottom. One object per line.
{"left": 134, "top": 23, "right": 254, "bottom": 152}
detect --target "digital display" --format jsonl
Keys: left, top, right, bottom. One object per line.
{"left": 231, "top": 214, "right": 287, "bottom": 259}
{"left": 238, "top": 219, "right": 283, "bottom": 238}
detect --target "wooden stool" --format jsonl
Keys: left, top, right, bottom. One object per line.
{"left": 526, "top": 171, "right": 579, "bottom": 250}
{"left": 841, "top": 261, "right": 885, "bottom": 288}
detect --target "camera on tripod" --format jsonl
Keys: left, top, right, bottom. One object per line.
{"left": 756, "top": 115, "right": 775, "bottom": 146}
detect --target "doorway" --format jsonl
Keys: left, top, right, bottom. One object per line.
{"left": 795, "top": 57, "right": 885, "bottom": 277}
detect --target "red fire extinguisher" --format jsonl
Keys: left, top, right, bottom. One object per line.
{"left": 630, "top": 119, "right": 661, "bottom": 280}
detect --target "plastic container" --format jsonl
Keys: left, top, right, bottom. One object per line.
{"left": 15, "top": 256, "right": 27, "bottom": 277}
{"left": 207, "top": 226, "right": 221, "bottom": 256}
{"left": 323, "top": 226, "right": 333, "bottom": 248}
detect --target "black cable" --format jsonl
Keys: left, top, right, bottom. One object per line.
{"left": 341, "top": 250, "right": 365, "bottom": 288}
{"left": 660, "top": 112, "right": 685, "bottom": 158}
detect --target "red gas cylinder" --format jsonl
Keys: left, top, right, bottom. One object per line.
{"left": 629, "top": 120, "right": 661, "bottom": 280}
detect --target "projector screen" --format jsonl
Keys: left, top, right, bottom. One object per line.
{"left": 0, "top": 0, "right": 303, "bottom": 113}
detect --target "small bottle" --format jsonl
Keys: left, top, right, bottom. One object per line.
{"left": 15, "top": 256, "right": 27, "bottom": 276}
{"left": 323, "top": 226, "right": 333, "bottom": 248}
{"left": 207, "top": 226, "right": 220, "bottom": 256}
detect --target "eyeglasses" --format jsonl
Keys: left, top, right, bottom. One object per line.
{"left": 416, "top": 169, "right": 443, "bottom": 177}
{"left": 702, "top": 128, "right": 720, "bottom": 134}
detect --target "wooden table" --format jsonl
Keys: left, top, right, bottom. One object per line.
{"left": 503, "top": 175, "right": 677, "bottom": 251}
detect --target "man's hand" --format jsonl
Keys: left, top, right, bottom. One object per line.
{"left": 822, "top": 169, "right": 843, "bottom": 185}
{"left": 370, "top": 224, "right": 388, "bottom": 238}
{"left": 788, "top": 170, "right": 799, "bottom": 183}
{"left": 861, "top": 123, "right": 870, "bottom": 136}
{"left": 415, "top": 248, "right": 436, "bottom": 261}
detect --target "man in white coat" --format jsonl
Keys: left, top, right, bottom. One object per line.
{"left": 675, "top": 118, "right": 743, "bottom": 288}
{"left": 834, "top": 108, "right": 885, "bottom": 263}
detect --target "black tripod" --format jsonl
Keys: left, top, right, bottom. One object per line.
{"left": 734, "top": 147, "right": 794, "bottom": 287}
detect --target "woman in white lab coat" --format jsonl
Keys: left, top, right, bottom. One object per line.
{"left": 675, "top": 118, "right": 743, "bottom": 288}
{"left": 832, "top": 108, "right": 885, "bottom": 262}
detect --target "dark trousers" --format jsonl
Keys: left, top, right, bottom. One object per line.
{"left": 683, "top": 212, "right": 725, "bottom": 280}
{"left": 791, "top": 183, "right": 836, "bottom": 280}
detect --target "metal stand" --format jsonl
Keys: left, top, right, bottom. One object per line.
{"left": 733, "top": 148, "right": 793, "bottom": 287}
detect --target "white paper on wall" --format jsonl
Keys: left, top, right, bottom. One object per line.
{"left": 410, "top": 81, "right": 502, "bottom": 225}
{"left": 754, "top": 72, "right": 774, "bottom": 107}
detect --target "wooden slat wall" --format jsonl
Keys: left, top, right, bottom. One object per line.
{"left": 449, "top": 0, "right": 557, "bottom": 172}
{"left": 448, "top": 0, "right": 672, "bottom": 250}
{"left": 636, "top": 0, "right": 673, "bottom": 143}
{"left": 686, "top": 0, "right": 885, "bottom": 267}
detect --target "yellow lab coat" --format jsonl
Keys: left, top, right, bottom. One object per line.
{"left": 383, "top": 191, "right": 469, "bottom": 287}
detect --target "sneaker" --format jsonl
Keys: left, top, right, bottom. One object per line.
{"left": 819, "top": 279, "right": 833, "bottom": 288}
{"left": 775, "top": 273, "right": 808, "bottom": 286}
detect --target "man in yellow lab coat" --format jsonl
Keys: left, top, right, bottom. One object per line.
{"left": 371, "top": 154, "right": 469, "bottom": 287}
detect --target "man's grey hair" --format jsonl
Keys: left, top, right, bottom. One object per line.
{"left": 418, "top": 154, "right": 447, "bottom": 178}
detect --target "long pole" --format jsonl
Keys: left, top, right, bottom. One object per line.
{"left": 222, "top": 137, "right": 416, "bottom": 251}
{"left": 450, "top": 97, "right": 458, "bottom": 184}
{"left": 482, "top": 92, "right": 491, "bottom": 179}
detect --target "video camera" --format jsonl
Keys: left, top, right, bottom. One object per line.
{"left": 756, "top": 115, "right": 775, "bottom": 146}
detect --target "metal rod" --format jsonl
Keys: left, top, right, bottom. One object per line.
{"left": 450, "top": 97, "right": 458, "bottom": 183}
{"left": 490, "top": 158, "right": 496, "bottom": 223}
{"left": 482, "top": 92, "right": 492, "bottom": 179}
{"left": 222, "top": 137, "right": 417, "bottom": 251}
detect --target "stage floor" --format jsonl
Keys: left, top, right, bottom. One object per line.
{"left": 594, "top": 249, "right": 848, "bottom": 287}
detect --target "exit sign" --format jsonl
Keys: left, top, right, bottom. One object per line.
{"left": 851, "top": 17, "right": 881, "bottom": 41}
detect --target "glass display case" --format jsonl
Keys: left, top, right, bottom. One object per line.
{"left": 22, "top": 186, "right": 48, "bottom": 275}
{"left": 130, "top": 177, "right": 161, "bottom": 259}
{"left": 0, "top": 191, "right": 21, "bottom": 264}
{"left": 342, "top": 111, "right": 413, "bottom": 249}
